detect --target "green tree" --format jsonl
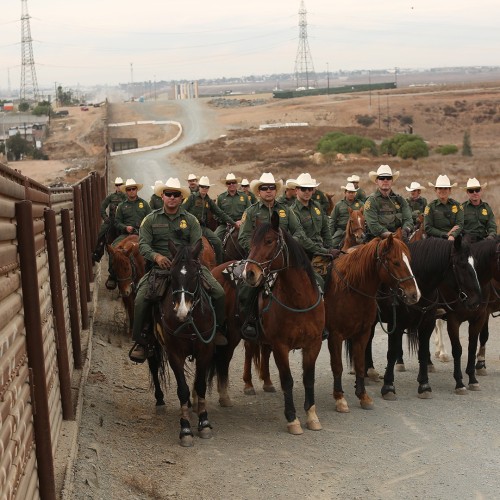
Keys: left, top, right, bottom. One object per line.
{"left": 32, "top": 101, "right": 52, "bottom": 116}
{"left": 317, "top": 132, "right": 377, "bottom": 155}
{"left": 18, "top": 102, "right": 30, "bottom": 112}
{"left": 6, "top": 132, "right": 33, "bottom": 160}
{"left": 462, "top": 130, "right": 473, "bottom": 156}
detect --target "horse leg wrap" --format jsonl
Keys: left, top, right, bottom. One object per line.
{"left": 197, "top": 411, "right": 212, "bottom": 432}
{"left": 179, "top": 418, "right": 193, "bottom": 439}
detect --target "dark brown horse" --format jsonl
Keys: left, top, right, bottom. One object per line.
{"left": 107, "top": 235, "right": 145, "bottom": 334}
{"left": 341, "top": 207, "right": 366, "bottom": 252}
{"left": 324, "top": 235, "right": 421, "bottom": 413}
{"left": 222, "top": 225, "right": 246, "bottom": 262}
{"left": 154, "top": 240, "right": 217, "bottom": 446}
{"left": 242, "top": 212, "right": 325, "bottom": 434}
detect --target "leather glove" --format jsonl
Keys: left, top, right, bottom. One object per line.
{"left": 486, "top": 235, "right": 495, "bottom": 240}
{"left": 155, "top": 254, "right": 172, "bottom": 269}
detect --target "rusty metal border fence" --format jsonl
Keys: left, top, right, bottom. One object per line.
{"left": 0, "top": 159, "right": 106, "bottom": 499}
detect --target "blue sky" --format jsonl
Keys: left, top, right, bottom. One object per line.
{"left": 1, "top": 1, "right": 499, "bottom": 90}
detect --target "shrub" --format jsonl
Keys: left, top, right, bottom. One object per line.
{"left": 355, "top": 114, "right": 376, "bottom": 127}
{"left": 398, "top": 115, "right": 413, "bottom": 126}
{"left": 380, "top": 133, "right": 428, "bottom": 159}
{"left": 462, "top": 131, "right": 473, "bottom": 156}
{"left": 317, "top": 132, "right": 377, "bottom": 155}
{"left": 435, "top": 144, "right": 458, "bottom": 155}
{"left": 398, "top": 140, "right": 429, "bottom": 159}
{"left": 18, "top": 102, "right": 30, "bottom": 112}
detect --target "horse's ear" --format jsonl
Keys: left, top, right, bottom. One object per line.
{"left": 193, "top": 238, "right": 203, "bottom": 259}
{"left": 394, "top": 227, "right": 403, "bottom": 240}
{"left": 125, "top": 243, "right": 137, "bottom": 257}
{"left": 168, "top": 240, "right": 178, "bottom": 258}
{"left": 454, "top": 234, "right": 463, "bottom": 249}
{"left": 348, "top": 207, "right": 353, "bottom": 214}
{"left": 271, "top": 210, "right": 279, "bottom": 231}
{"left": 360, "top": 205, "right": 364, "bottom": 214}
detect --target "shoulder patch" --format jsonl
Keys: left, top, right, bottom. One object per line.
{"left": 424, "top": 206, "right": 430, "bottom": 215}
{"left": 364, "top": 200, "right": 371, "bottom": 211}
{"left": 241, "top": 211, "right": 247, "bottom": 222}
{"left": 482, "top": 208, "right": 488, "bottom": 216}
{"left": 451, "top": 205, "right": 458, "bottom": 213}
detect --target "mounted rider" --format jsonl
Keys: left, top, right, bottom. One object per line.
{"left": 405, "top": 181, "right": 427, "bottom": 225}
{"left": 149, "top": 180, "right": 164, "bottom": 210}
{"left": 240, "top": 178, "right": 257, "bottom": 204}
{"left": 347, "top": 174, "right": 367, "bottom": 203}
{"left": 462, "top": 178, "right": 497, "bottom": 242}
{"left": 129, "top": 178, "right": 228, "bottom": 363}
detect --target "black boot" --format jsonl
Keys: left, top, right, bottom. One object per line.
{"left": 215, "top": 324, "right": 228, "bottom": 346}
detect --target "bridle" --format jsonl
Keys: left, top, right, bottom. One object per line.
{"left": 116, "top": 251, "right": 138, "bottom": 295}
{"left": 245, "top": 228, "right": 289, "bottom": 279}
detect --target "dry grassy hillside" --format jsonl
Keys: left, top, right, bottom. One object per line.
{"left": 183, "top": 85, "right": 500, "bottom": 221}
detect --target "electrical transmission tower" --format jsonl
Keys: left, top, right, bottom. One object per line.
{"left": 20, "top": 0, "right": 40, "bottom": 102}
{"left": 293, "top": 1, "right": 317, "bottom": 90}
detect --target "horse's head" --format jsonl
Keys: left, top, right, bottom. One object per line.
{"left": 108, "top": 242, "right": 138, "bottom": 298}
{"left": 449, "top": 235, "right": 482, "bottom": 310}
{"left": 347, "top": 207, "right": 366, "bottom": 245}
{"left": 376, "top": 235, "right": 421, "bottom": 305}
{"left": 169, "top": 239, "right": 203, "bottom": 322}
{"left": 243, "top": 212, "right": 285, "bottom": 287}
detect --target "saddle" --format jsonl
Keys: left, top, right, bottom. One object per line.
{"left": 144, "top": 268, "right": 171, "bottom": 301}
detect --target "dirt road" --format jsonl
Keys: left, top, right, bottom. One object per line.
{"left": 68, "top": 99, "right": 500, "bottom": 500}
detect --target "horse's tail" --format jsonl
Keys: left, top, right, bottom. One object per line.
{"left": 407, "top": 326, "right": 419, "bottom": 356}
{"left": 148, "top": 340, "right": 168, "bottom": 388}
{"left": 344, "top": 339, "right": 353, "bottom": 368}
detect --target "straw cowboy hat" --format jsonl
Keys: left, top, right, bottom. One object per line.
{"left": 186, "top": 174, "right": 198, "bottom": 181}
{"left": 151, "top": 180, "right": 164, "bottom": 191}
{"left": 221, "top": 173, "right": 242, "bottom": 184}
{"left": 428, "top": 175, "right": 457, "bottom": 188}
{"left": 120, "top": 178, "right": 143, "bottom": 192}
{"left": 464, "top": 178, "right": 487, "bottom": 190}
{"left": 114, "top": 177, "right": 124, "bottom": 185}
{"left": 153, "top": 177, "right": 190, "bottom": 198}
{"left": 341, "top": 182, "right": 359, "bottom": 192}
{"left": 288, "top": 172, "right": 320, "bottom": 189}
{"left": 405, "top": 181, "right": 426, "bottom": 192}
{"left": 250, "top": 172, "right": 284, "bottom": 196}
{"left": 347, "top": 174, "right": 360, "bottom": 183}
{"left": 240, "top": 178, "right": 250, "bottom": 186}
{"left": 368, "top": 165, "right": 400, "bottom": 183}
{"left": 198, "top": 176, "right": 213, "bottom": 187}
{"left": 284, "top": 178, "right": 298, "bottom": 189}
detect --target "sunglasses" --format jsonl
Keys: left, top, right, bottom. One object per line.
{"left": 199, "top": 185, "right": 210, "bottom": 189}
{"left": 377, "top": 176, "right": 393, "bottom": 181}
{"left": 226, "top": 181, "right": 237, "bottom": 185}
{"left": 115, "top": 184, "right": 123, "bottom": 187}
{"left": 163, "top": 191, "right": 182, "bottom": 198}
{"left": 299, "top": 186, "right": 314, "bottom": 192}
{"left": 126, "top": 187, "right": 137, "bottom": 192}
{"left": 467, "top": 188, "right": 481, "bottom": 194}
{"left": 259, "top": 185, "right": 276, "bottom": 191}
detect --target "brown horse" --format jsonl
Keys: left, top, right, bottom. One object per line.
{"left": 107, "top": 235, "right": 145, "bottom": 334}
{"left": 222, "top": 225, "right": 246, "bottom": 262}
{"left": 242, "top": 212, "right": 325, "bottom": 434}
{"left": 341, "top": 207, "right": 366, "bottom": 252}
{"left": 409, "top": 214, "right": 425, "bottom": 243}
{"left": 154, "top": 240, "right": 217, "bottom": 446}
{"left": 324, "top": 235, "right": 421, "bottom": 413}
{"left": 201, "top": 235, "right": 217, "bottom": 269}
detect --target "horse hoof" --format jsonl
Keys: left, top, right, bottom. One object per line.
{"left": 198, "top": 427, "right": 213, "bottom": 439}
{"left": 306, "top": 405, "right": 322, "bottom": 431}
{"left": 155, "top": 404, "right": 166, "bottom": 414}
{"left": 335, "top": 398, "right": 350, "bottom": 413}
{"left": 476, "top": 368, "right": 487, "bottom": 376}
{"left": 360, "top": 400, "right": 374, "bottom": 410}
{"left": 427, "top": 365, "right": 436, "bottom": 373}
{"left": 418, "top": 391, "right": 433, "bottom": 399}
{"left": 455, "top": 387, "right": 468, "bottom": 395}
{"left": 468, "top": 383, "right": 481, "bottom": 392}
{"left": 180, "top": 435, "right": 194, "bottom": 447}
{"left": 219, "top": 397, "right": 233, "bottom": 407}
{"left": 395, "top": 363, "right": 406, "bottom": 372}
{"left": 439, "top": 354, "right": 451, "bottom": 362}
{"left": 382, "top": 392, "right": 397, "bottom": 401}
{"left": 366, "top": 368, "right": 380, "bottom": 380}
{"left": 263, "top": 384, "right": 276, "bottom": 393}
{"left": 243, "top": 387, "right": 256, "bottom": 396}
{"left": 287, "top": 419, "right": 303, "bottom": 435}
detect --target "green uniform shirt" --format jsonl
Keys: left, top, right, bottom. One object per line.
{"left": 115, "top": 197, "right": 152, "bottom": 234}
{"left": 139, "top": 207, "right": 202, "bottom": 262}
{"left": 100, "top": 191, "right": 126, "bottom": 220}
{"left": 463, "top": 200, "right": 497, "bottom": 240}
{"left": 330, "top": 199, "right": 364, "bottom": 232}
{"left": 291, "top": 199, "right": 334, "bottom": 256}
{"left": 238, "top": 200, "right": 307, "bottom": 252}
{"left": 355, "top": 188, "right": 367, "bottom": 203}
{"left": 245, "top": 191, "right": 257, "bottom": 204}
{"left": 407, "top": 196, "right": 428, "bottom": 224}
{"left": 424, "top": 198, "right": 464, "bottom": 238}
{"left": 312, "top": 189, "right": 331, "bottom": 214}
{"left": 183, "top": 191, "right": 235, "bottom": 227}
{"left": 365, "top": 190, "right": 413, "bottom": 237}
{"left": 216, "top": 191, "right": 250, "bottom": 221}
{"left": 149, "top": 193, "right": 163, "bottom": 210}
{"left": 276, "top": 194, "right": 296, "bottom": 206}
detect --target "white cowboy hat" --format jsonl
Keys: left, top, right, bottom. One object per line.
{"left": 114, "top": 177, "right": 124, "bottom": 185}
{"left": 347, "top": 174, "right": 360, "bottom": 183}
{"left": 186, "top": 174, "right": 198, "bottom": 181}
{"left": 288, "top": 172, "right": 320, "bottom": 189}
{"left": 341, "top": 182, "right": 359, "bottom": 192}
{"left": 405, "top": 181, "right": 426, "bottom": 192}
{"left": 240, "top": 178, "right": 250, "bottom": 186}
{"left": 428, "top": 175, "right": 457, "bottom": 188}
{"left": 284, "top": 178, "right": 298, "bottom": 189}
{"left": 198, "top": 176, "right": 213, "bottom": 187}
{"left": 153, "top": 177, "right": 190, "bottom": 198}
{"left": 250, "top": 172, "right": 284, "bottom": 196}
{"left": 151, "top": 180, "right": 164, "bottom": 191}
{"left": 120, "top": 178, "right": 143, "bottom": 192}
{"left": 222, "top": 173, "right": 242, "bottom": 184}
{"left": 464, "top": 177, "right": 487, "bottom": 190}
{"left": 368, "top": 165, "right": 400, "bottom": 183}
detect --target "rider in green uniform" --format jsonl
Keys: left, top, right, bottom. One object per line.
{"left": 347, "top": 174, "right": 368, "bottom": 203}
{"left": 129, "top": 178, "right": 227, "bottom": 363}
{"left": 240, "top": 178, "right": 257, "bottom": 204}
{"left": 462, "top": 178, "right": 497, "bottom": 242}
{"left": 149, "top": 180, "right": 164, "bottom": 210}
{"left": 405, "top": 181, "right": 427, "bottom": 225}
{"left": 330, "top": 182, "right": 364, "bottom": 248}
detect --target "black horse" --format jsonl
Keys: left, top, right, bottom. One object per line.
{"left": 368, "top": 236, "right": 482, "bottom": 399}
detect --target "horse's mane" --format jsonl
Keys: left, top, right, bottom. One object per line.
{"left": 471, "top": 237, "right": 498, "bottom": 279}
{"left": 252, "top": 222, "right": 316, "bottom": 286}
{"left": 408, "top": 238, "right": 454, "bottom": 276}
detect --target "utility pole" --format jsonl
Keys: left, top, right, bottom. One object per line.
{"left": 130, "top": 63, "right": 134, "bottom": 100}
{"left": 293, "top": 1, "right": 317, "bottom": 90}
{"left": 20, "top": 0, "right": 40, "bottom": 102}
{"left": 368, "top": 70, "right": 371, "bottom": 109}
{"left": 326, "top": 62, "right": 330, "bottom": 94}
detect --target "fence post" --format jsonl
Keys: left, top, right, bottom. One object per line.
{"left": 44, "top": 208, "right": 74, "bottom": 420}
{"left": 16, "top": 200, "right": 57, "bottom": 500}
{"left": 81, "top": 179, "right": 94, "bottom": 288}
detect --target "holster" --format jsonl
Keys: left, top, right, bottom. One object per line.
{"left": 144, "top": 268, "right": 171, "bottom": 301}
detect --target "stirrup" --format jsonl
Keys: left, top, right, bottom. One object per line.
{"left": 128, "top": 343, "right": 147, "bottom": 363}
